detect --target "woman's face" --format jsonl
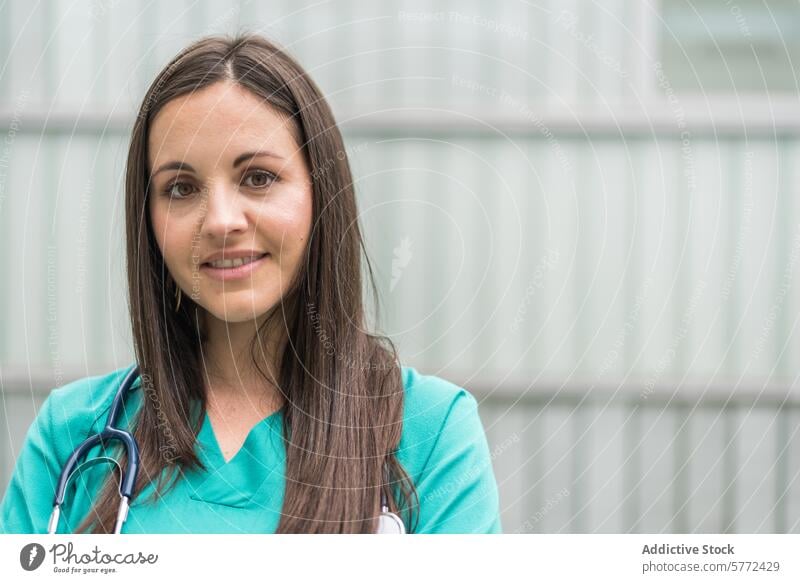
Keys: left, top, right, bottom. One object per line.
{"left": 148, "top": 80, "right": 313, "bottom": 325}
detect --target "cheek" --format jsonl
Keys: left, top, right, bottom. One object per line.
{"left": 260, "top": 196, "right": 313, "bottom": 253}
{"left": 293, "top": 202, "right": 313, "bottom": 246}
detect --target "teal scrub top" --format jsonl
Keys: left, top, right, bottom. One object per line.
{"left": 0, "top": 364, "right": 502, "bottom": 534}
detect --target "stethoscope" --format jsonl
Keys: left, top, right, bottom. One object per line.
{"left": 48, "top": 365, "right": 406, "bottom": 534}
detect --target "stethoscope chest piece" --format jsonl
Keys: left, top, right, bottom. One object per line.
{"left": 376, "top": 510, "right": 406, "bottom": 534}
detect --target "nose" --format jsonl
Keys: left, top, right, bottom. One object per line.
{"left": 198, "top": 180, "right": 248, "bottom": 240}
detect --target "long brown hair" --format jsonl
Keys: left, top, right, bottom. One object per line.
{"left": 76, "top": 33, "right": 418, "bottom": 533}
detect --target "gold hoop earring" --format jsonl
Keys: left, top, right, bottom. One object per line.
{"left": 174, "top": 282, "right": 182, "bottom": 311}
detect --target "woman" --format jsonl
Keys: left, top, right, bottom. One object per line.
{"left": 0, "top": 34, "right": 501, "bottom": 534}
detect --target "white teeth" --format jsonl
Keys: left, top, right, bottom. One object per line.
{"left": 207, "top": 254, "right": 265, "bottom": 269}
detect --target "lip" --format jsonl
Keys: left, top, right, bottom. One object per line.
{"left": 200, "top": 253, "right": 269, "bottom": 281}
{"left": 203, "top": 249, "right": 268, "bottom": 263}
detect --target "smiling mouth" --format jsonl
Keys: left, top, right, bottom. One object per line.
{"left": 202, "top": 252, "right": 269, "bottom": 269}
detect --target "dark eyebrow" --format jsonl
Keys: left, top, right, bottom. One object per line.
{"left": 152, "top": 161, "right": 197, "bottom": 178}
{"left": 233, "top": 150, "right": 285, "bottom": 167}
{"left": 151, "top": 151, "right": 284, "bottom": 178}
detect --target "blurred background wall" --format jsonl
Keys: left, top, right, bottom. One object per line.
{"left": 0, "top": 0, "right": 798, "bottom": 533}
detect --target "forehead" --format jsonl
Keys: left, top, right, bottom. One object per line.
{"left": 147, "top": 81, "right": 300, "bottom": 169}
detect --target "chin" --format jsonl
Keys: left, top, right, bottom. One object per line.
{"left": 203, "top": 299, "right": 277, "bottom": 324}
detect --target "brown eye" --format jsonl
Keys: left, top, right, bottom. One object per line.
{"left": 165, "top": 181, "right": 196, "bottom": 199}
{"left": 243, "top": 170, "right": 277, "bottom": 189}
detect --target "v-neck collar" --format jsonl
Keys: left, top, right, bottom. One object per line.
{"left": 189, "top": 407, "right": 286, "bottom": 508}
{"left": 199, "top": 407, "right": 284, "bottom": 466}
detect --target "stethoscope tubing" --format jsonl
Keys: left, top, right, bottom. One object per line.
{"left": 48, "top": 365, "right": 141, "bottom": 534}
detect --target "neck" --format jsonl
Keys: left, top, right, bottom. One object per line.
{"left": 200, "top": 310, "right": 286, "bottom": 407}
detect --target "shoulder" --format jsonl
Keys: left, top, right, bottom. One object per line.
{"left": 397, "top": 366, "right": 502, "bottom": 533}
{"left": 0, "top": 364, "right": 139, "bottom": 533}
{"left": 38, "top": 363, "right": 139, "bottom": 459}
{"left": 399, "top": 365, "right": 478, "bottom": 418}
{"left": 397, "top": 366, "right": 483, "bottom": 474}
{"left": 45, "top": 363, "right": 138, "bottom": 423}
